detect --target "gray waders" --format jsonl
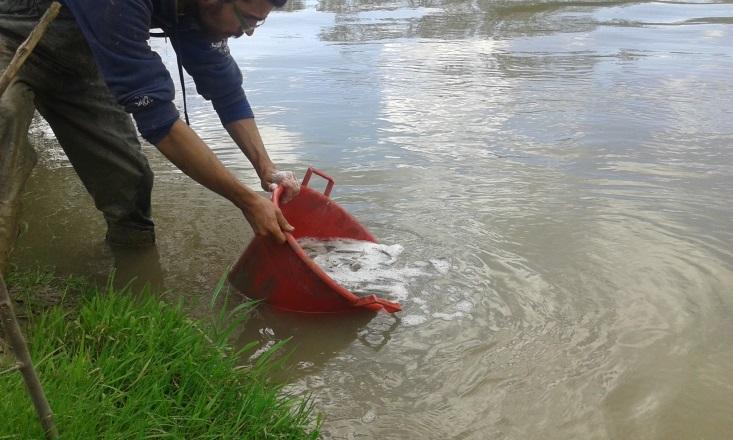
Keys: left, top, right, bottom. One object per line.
{"left": 0, "top": 0, "right": 156, "bottom": 271}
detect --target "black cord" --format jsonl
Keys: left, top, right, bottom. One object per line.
{"left": 175, "top": 44, "right": 190, "bottom": 126}
{"left": 171, "top": 0, "right": 190, "bottom": 125}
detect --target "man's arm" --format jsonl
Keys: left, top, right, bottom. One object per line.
{"left": 63, "top": 0, "right": 182, "bottom": 144}
{"left": 156, "top": 119, "right": 293, "bottom": 243}
{"left": 225, "top": 118, "right": 299, "bottom": 201}
{"left": 224, "top": 118, "right": 275, "bottom": 188}
{"left": 169, "top": 33, "right": 299, "bottom": 201}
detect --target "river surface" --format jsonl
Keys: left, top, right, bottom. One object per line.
{"left": 12, "top": 0, "right": 733, "bottom": 438}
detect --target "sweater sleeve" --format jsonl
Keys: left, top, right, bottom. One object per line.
{"left": 171, "top": 33, "right": 254, "bottom": 125}
{"left": 62, "top": 0, "right": 179, "bottom": 144}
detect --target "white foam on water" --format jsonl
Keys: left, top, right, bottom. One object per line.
{"left": 429, "top": 258, "right": 450, "bottom": 274}
{"left": 361, "top": 409, "right": 377, "bottom": 423}
{"left": 402, "top": 314, "right": 429, "bottom": 326}
{"left": 297, "top": 238, "right": 467, "bottom": 325}
{"left": 411, "top": 297, "right": 427, "bottom": 305}
{"left": 455, "top": 300, "right": 474, "bottom": 313}
{"left": 248, "top": 340, "right": 276, "bottom": 361}
{"left": 297, "top": 361, "right": 315, "bottom": 370}
{"left": 298, "top": 238, "right": 429, "bottom": 302}
{"left": 432, "top": 311, "right": 466, "bottom": 321}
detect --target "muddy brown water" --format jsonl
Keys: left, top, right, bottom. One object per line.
{"left": 11, "top": 0, "right": 733, "bottom": 438}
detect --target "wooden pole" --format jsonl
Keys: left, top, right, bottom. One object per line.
{"left": 0, "top": 2, "right": 61, "bottom": 97}
{"left": 0, "top": 2, "right": 63, "bottom": 439}
{"left": 0, "top": 276, "right": 59, "bottom": 439}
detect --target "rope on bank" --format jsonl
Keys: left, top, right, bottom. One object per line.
{"left": 0, "top": 2, "right": 63, "bottom": 439}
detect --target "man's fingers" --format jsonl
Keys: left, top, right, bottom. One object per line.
{"left": 243, "top": 197, "right": 293, "bottom": 244}
{"left": 281, "top": 190, "right": 295, "bottom": 204}
{"left": 269, "top": 170, "right": 300, "bottom": 204}
{"left": 277, "top": 211, "right": 295, "bottom": 232}
{"left": 259, "top": 222, "right": 287, "bottom": 244}
{"left": 272, "top": 228, "right": 287, "bottom": 244}
{"left": 283, "top": 182, "right": 300, "bottom": 204}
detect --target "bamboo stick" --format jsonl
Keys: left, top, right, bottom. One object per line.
{"left": 0, "top": 2, "right": 61, "bottom": 97}
{"left": 0, "top": 2, "right": 63, "bottom": 439}
{"left": 0, "top": 276, "right": 59, "bottom": 439}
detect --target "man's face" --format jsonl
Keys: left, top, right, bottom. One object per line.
{"left": 197, "top": 0, "right": 273, "bottom": 41}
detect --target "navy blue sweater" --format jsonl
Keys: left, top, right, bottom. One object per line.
{"left": 61, "top": 0, "right": 253, "bottom": 144}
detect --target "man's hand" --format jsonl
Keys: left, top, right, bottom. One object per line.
{"left": 241, "top": 195, "right": 294, "bottom": 244}
{"left": 224, "top": 119, "right": 301, "bottom": 204}
{"left": 262, "top": 170, "right": 300, "bottom": 204}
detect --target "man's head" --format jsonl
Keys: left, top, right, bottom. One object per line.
{"left": 196, "top": 0, "right": 288, "bottom": 41}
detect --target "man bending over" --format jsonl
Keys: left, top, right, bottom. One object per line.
{"left": 0, "top": 0, "right": 299, "bottom": 249}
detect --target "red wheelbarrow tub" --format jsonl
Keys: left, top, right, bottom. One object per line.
{"left": 228, "top": 167, "right": 402, "bottom": 314}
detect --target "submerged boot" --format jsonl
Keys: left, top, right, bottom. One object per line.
{"left": 105, "top": 222, "right": 156, "bottom": 248}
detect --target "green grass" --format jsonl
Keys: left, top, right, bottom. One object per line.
{"left": 0, "top": 271, "right": 320, "bottom": 439}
